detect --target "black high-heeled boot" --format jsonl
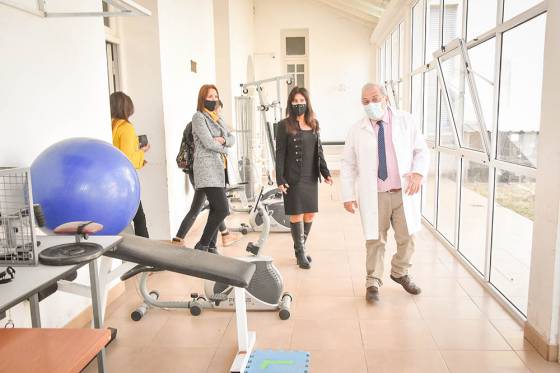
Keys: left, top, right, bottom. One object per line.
{"left": 291, "top": 221, "right": 310, "bottom": 269}
{"left": 194, "top": 242, "right": 209, "bottom": 252}
{"left": 303, "top": 221, "right": 313, "bottom": 262}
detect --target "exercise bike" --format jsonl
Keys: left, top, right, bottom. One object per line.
{"left": 128, "top": 188, "right": 293, "bottom": 321}
{"left": 236, "top": 187, "right": 290, "bottom": 234}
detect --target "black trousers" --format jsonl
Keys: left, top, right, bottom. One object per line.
{"left": 197, "top": 187, "right": 229, "bottom": 248}
{"left": 133, "top": 201, "right": 149, "bottom": 238}
{"left": 176, "top": 173, "right": 227, "bottom": 239}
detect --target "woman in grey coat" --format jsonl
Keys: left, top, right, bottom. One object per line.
{"left": 191, "top": 84, "right": 236, "bottom": 253}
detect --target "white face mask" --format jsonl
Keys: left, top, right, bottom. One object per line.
{"left": 364, "top": 101, "right": 386, "bottom": 120}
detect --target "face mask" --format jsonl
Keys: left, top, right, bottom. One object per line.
{"left": 204, "top": 100, "right": 218, "bottom": 112}
{"left": 364, "top": 101, "right": 386, "bottom": 120}
{"left": 292, "top": 104, "right": 307, "bottom": 116}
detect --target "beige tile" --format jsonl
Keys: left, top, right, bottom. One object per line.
{"left": 515, "top": 347, "right": 560, "bottom": 373}
{"left": 427, "top": 319, "right": 511, "bottom": 350}
{"left": 297, "top": 275, "right": 354, "bottom": 297}
{"left": 490, "top": 318, "right": 533, "bottom": 351}
{"left": 411, "top": 277, "right": 471, "bottom": 298}
{"left": 415, "top": 297, "right": 484, "bottom": 319}
{"left": 308, "top": 349, "right": 368, "bottom": 373}
{"left": 134, "top": 346, "right": 215, "bottom": 373}
{"left": 219, "top": 312, "right": 295, "bottom": 350}
{"left": 294, "top": 295, "right": 358, "bottom": 320}
{"left": 457, "top": 276, "right": 488, "bottom": 297}
{"left": 83, "top": 344, "right": 146, "bottom": 373}
{"left": 354, "top": 296, "right": 421, "bottom": 320}
{"left": 291, "top": 319, "right": 363, "bottom": 350}
{"left": 360, "top": 319, "right": 438, "bottom": 350}
{"left": 206, "top": 346, "right": 238, "bottom": 373}
{"left": 102, "top": 312, "right": 169, "bottom": 348}
{"left": 441, "top": 351, "right": 530, "bottom": 373}
{"left": 471, "top": 296, "right": 515, "bottom": 320}
{"left": 152, "top": 312, "right": 231, "bottom": 348}
{"left": 364, "top": 349, "right": 449, "bottom": 373}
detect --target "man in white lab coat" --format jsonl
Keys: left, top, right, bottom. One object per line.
{"left": 341, "top": 83, "right": 429, "bottom": 302}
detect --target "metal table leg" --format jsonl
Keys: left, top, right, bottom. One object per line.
{"left": 89, "top": 259, "right": 106, "bottom": 373}
{"left": 29, "top": 293, "right": 41, "bottom": 328}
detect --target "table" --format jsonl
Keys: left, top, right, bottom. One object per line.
{"left": 0, "top": 235, "right": 122, "bottom": 373}
{"left": 0, "top": 328, "right": 111, "bottom": 373}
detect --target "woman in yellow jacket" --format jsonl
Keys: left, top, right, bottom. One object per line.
{"left": 110, "top": 91, "right": 150, "bottom": 237}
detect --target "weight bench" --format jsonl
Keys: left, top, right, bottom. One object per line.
{"left": 103, "top": 234, "right": 257, "bottom": 372}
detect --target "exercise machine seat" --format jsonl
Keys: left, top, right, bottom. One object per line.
{"left": 104, "top": 234, "right": 256, "bottom": 288}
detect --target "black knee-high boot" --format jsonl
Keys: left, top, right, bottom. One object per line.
{"left": 291, "top": 221, "right": 310, "bottom": 269}
{"left": 303, "top": 221, "right": 313, "bottom": 262}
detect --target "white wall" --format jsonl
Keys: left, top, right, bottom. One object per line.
{"left": 253, "top": 0, "right": 373, "bottom": 142}
{"left": 119, "top": 0, "right": 170, "bottom": 240}
{"left": 0, "top": 0, "right": 113, "bottom": 327}
{"left": 157, "top": 0, "right": 216, "bottom": 237}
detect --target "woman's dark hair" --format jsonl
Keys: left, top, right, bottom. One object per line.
{"left": 197, "top": 84, "right": 220, "bottom": 112}
{"left": 110, "top": 91, "right": 134, "bottom": 121}
{"left": 285, "top": 87, "right": 318, "bottom": 134}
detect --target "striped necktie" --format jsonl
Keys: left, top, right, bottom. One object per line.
{"left": 378, "top": 121, "right": 388, "bottom": 181}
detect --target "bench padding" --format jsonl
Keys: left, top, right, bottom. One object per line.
{"left": 104, "top": 234, "right": 255, "bottom": 288}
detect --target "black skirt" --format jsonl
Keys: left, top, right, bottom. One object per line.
{"left": 283, "top": 177, "right": 318, "bottom": 215}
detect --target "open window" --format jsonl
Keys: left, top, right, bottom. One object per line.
{"left": 434, "top": 38, "right": 492, "bottom": 159}
{"left": 384, "top": 80, "right": 399, "bottom": 110}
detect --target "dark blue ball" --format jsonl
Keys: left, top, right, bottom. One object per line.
{"left": 31, "top": 138, "right": 140, "bottom": 235}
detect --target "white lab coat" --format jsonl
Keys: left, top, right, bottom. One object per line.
{"left": 340, "top": 108, "right": 429, "bottom": 240}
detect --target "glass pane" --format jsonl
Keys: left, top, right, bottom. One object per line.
{"left": 490, "top": 169, "right": 536, "bottom": 315}
{"left": 459, "top": 160, "right": 489, "bottom": 273}
{"left": 412, "top": 0, "right": 424, "bottom": 69}
{"left": 504, "top": 0, "right": 542, "bottom": 21}
{"left": 468, "top": 38, "right": 496, "bottom": 142}
{"left": 286, "top": 37, "right": 306, "bottom": 55}
{"left": 426, "top": 0, "right": 441, "bottom": 63}
{"left": 399, "top": 22, "right": 405, "bottom": 79}
{"left": 287, "top": 64, "right": 295, "bottom": 73}
{"left": 424, "top": 69, "right": 438, "bottom": 140}
{"left": 467, "top": 0, "right": 497, "bottom": 40}
{"left": 437, "top": 153, "right": 458, "bottom": 244}
{"left": 297, "top": 64, "right": 304, "bottom": 72}
{"left": 422, "top": 150, "right": 438, "bottom": 225}
{"left": 443, "top": 0, "right": 464, "bottom": 45}
{"left": 439, "top": 91, "right": 458, "bottom": 148}
{"left": 440, "top": 52, "right": 482, "bottom": 150}
{"left": 380, "top": 46, "right": 386, "bottom": 84}
{"left": 497, "top": 15, "right": 546, "bottom": 168}
{"left": 411, "top": 73, "right": 424, "bottom": 130}
{"left": 103, "top": 2, "right": 110, "bottom": 27}
{"left": 391, "top": 29, "right": 399, "bottom": 81}
{"left": 297, "top": 73, "right": 304, "bottom": 87}
{"left": 385, "top": 39, "right": 392, "bottom": 82}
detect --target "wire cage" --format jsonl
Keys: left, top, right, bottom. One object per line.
{"left": 0, "top": 168, "right": 38, "bottom": 266}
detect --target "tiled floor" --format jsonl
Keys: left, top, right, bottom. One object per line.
{"left": 84, "top": 179, "right": 560, "bottom": 372}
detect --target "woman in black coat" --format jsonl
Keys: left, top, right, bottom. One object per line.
{"left": 276, "top": 87, "right": 332, "bottom": 269}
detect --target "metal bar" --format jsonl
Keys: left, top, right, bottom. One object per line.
{"left": 29, "top": 293, "right": 41, "bottom": 328}
{"left": 88, "top": 259, "right": 106, "bottom": 373}
{"left": 230, "top": 286, "right": 255, "bottom": 372}
{"left": 46, "top": 11, "right": 140, "bottom": 17}
{"left": 242, "top": 74, "right": 293, "bottom": 89}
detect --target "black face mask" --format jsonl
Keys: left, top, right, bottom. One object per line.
{"left": 204, "top": 100, "right": 218, "bottom": 111}
{"left": 292, "top": 104, "right": 307, "bottom": 117}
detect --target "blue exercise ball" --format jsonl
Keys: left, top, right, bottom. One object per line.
{"left": 31, "top": 138, "right": 140, "bottom": 235}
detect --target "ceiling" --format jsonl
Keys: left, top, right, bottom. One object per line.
{"left": 313, "top": 0, "right": 392, "bottom": 28}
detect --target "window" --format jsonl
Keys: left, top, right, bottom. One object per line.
{"left": 283, "top": 30, "right": 308, "bottom": 89}
{"left": 105, "top": 41, "right": 120, "bottom": 94}
{"left": 412, "top": 0, "right": 425, "bottom": 70}
{"left": 503, "top": 0, "right": 543, "bottom": 21}
{"left": 443, "top": 0, "right": 464, "bottom": 45}
{"left": 379, "top": 23, "right": 405, "bottom": 109}
{"left": 490, "top": 170, "right": 536, "bottom": 314}
{"left": 285, "top": 37, "right": 306, "bottom": 56}
{"left": 497, "top": 14, "right": 546, "bottom": 168}
{"left": 409, "top": 0, "right": 547, "bottom": 316}
{"left": 459, "top": 160, "right": 489, "bottom": 273}
{"left": 425, "top": 0, "right": 441, "bottom": 62}
{"left": 466, "top": 0, "right": 497, "bottom": 40}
